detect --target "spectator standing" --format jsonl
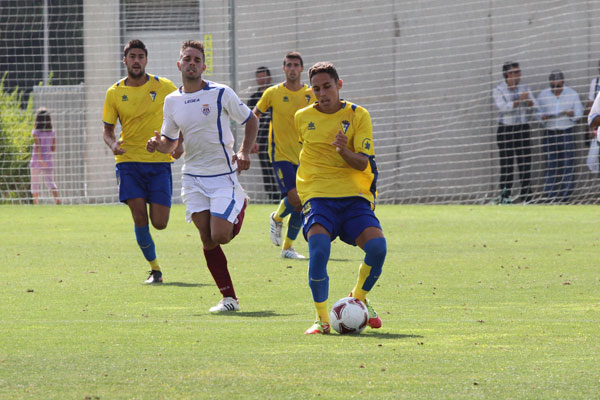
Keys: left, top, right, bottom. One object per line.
{"left": 536, "top": 70, "right": 583, "bottom": 203}
{"left": 492, "top": 61, "right": 536, "bottom": 204}
{"left": 30, "top": 107, "right": 61, "bottom": 205}
{"left": 246, "top": 66, "right": 278, "bottom": 201}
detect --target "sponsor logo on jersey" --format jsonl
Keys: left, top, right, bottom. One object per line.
{"left": 283, "top": 96, "right": 289, "bottom": 102}
{"left": 202, "top": 104, "right": 211, "bottom": 116}
{"left": 305, "top": 95, "right": 312, "bottom": 103}
{"left": 149, "top": 91, "right": 157, "bottom": 102}
{"left": 308, "top": 122, "right": 315, "bottom": 130}
{"left": 121, "top": 95, "right": 128, "bottom": 102}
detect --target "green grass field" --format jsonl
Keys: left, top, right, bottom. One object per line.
{"left": 1, "top": 204, "right": 599, "bottom": 399}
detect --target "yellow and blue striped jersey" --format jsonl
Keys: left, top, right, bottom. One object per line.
{"left": 103, "top": 74, "right": 177, "bottom": 163}
{"left": 255, "top": 83, "right": 315, "bottom": 164}
{"left": 295, "top": 100, "right": 378, "bottom": 205}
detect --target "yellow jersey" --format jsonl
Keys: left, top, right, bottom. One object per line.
{"left": 255, "top": 83, "right": 315, "bottom": 164}
{"left": 102, "top": 74, "right": 177, "bottom": 163}
{"left": 295, "top": 100, "right": 378, "bottom": 205}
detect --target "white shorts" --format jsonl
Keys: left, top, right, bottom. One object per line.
{"left": 181, "top": 173, "right": 247, "bottom": 224}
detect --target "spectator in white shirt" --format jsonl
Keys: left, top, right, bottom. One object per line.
{"left": 585, "top": 59, "right": 600, "bottom": 141}
{"left": 536, "top": 70, "right": 583, "bottom": 203}
{"left": 492, "top": 61, "right": 536, "bottom": 204}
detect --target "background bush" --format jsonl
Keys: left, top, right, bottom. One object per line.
{"left": 0, "top": 73, "right": 34, "bottom": 204}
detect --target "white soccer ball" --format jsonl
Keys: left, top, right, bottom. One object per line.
{"left": 330, "top": 296, "right": 369, "bottom": 334}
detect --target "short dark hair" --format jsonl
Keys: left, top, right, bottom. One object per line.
{"left": 308, "top": 61, "right": 339, "bottom": 82}
{"left": 180, "top": 40, "right": 205, "bottom": 60}
{"left": 502, "top": 61, "right": 519, "bottom": 79}
{"left": 34, "top": 107, "right": 53, "bottom": 131}
{"left": 549, "top": 70, "right": 564, "bottom": 82}
{"left": 284, "top": 51, "right": 303, "bottom": 67}
{"left": 255, "top": 66, "right": 271, "bottom": 76}
{"left": 124, "top": 39, "right": 147, "bottom": 58}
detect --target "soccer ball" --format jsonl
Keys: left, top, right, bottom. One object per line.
{"left": 330, "top": 297, "right": 369, "bottom": 334}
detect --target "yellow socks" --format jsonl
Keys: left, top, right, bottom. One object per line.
{"left": 351, "top": 262, "right": 371, "bottom": 302}
{"left": 149, "top": 258, "right": 161, "bottom": 271}
{"left": 315, "top": 300, "right": 330, "bottom": 324}
{"left": 273, "top": 200, "right": 286, "bottom": 223}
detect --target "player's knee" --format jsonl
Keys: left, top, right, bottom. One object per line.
{"left": 364, "top": 237, "right": 387, "bottom": 268}
{"left": 211, "top": 231, "right": 232, "bottom": 245}
{"left": 151, "top": 219, "right": 168, "bottom": 230}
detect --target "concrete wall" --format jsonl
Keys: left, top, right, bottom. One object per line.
{"left": 79, "top": 0, "right": 600, "bottom": 203}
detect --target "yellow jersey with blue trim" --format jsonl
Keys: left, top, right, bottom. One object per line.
{"left": 102, "top": 74, "right": 177, "bottom": 163}
{"left": 295, "top": 100, "right": 378, "bottom": 205}
{"left": 255, "top": 83, "right": 315, "bottom": 164}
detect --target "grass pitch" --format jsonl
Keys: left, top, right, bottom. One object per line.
{"left": 1, "top": 204, "right": 599, "bottom": 399}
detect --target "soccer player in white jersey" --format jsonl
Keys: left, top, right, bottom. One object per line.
{"left": 147, "top": 40, "right": 258, "bottom": 312}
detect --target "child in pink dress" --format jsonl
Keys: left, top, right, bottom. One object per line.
{"left": 30, "top": 108, "right": 61, "bottom": 204}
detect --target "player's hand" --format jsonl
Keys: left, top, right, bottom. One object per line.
{"left": 250, "top": 142, "right": 259, "bottom": 154}
{"left": 232, "top": 150, "right": 251, "bottom": 173}
{"left": 146, "top": 131, "right": 161, "bottom": 153}
{"left": 111, "top": 139, "right": 126, "bottom": 155}
{"left": 332, "top": 130, "right": 348, "bottom": 154}
{"left": 171, "top": 142, "right": 184, "bottom": 159}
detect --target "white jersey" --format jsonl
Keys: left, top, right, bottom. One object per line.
{"left": 161, "top": 80, "right": 253, "bottom": 176}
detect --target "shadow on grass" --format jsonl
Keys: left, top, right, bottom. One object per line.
{"left": 153, "top": 282, "right": 211, "bottom": 288}
{"left": 328, "top": 258, "right": 353, "bottom": 262}
{"left": 362, "top": 332, "right": 424, "bottom": 340}
{"left": 197, "top": 310, "right": 291, "bottom": 318}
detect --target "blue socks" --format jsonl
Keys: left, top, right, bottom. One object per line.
{"left": 134, "top": 224, "right": 156, "bottom": 262}
{"left": 361, "top": 237, "right": 387, "bottom": 291}
{"left": 308, "top": 234, "right": 331, "bottom": 303}
{"left": 279, "top": 196, "right": 295, "bottom": 219}
{"left": 287, "top": 211, "right": 302, "bottom": 241}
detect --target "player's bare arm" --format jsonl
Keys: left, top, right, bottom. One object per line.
{"left": 590, "top": 115, "right": 600, "bottom": 132}
{"left": 232, "top": 112, "right": 259, "bottom": 172}
{"left": 332, "top": 130, "right": 368, "bottom": 171}
{"left": 103, "top": 123, "right": 126, "bottom": 155}
{"left": 146, "top": 130, "right": 178, "bottom": 154}
{"left": 171, "top": 131, "right": 184, "bottom": 159}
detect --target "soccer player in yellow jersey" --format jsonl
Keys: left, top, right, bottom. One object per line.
{"left": 295, "top": 62, "right": 386, "bottom": 335}
{"left": 102, "top": 40, "right": 178, "bottom": 284}
{"left": 253, "top": 52, "right": 316, "bottom": 259}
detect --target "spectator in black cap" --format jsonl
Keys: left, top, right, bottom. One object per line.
{"left": 536, "top": 69, "right": 583, "bottom": 203}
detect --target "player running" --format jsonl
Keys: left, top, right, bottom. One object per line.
{"left": 252, "top": 52, "right": 316, "bottom": 259}
{"left": 147, "top": 40, "right": 258, "bottom": 312}
{"left": 102, "top": 39, "right": 178, "bottom": 284}
{"left": 295, "top": 62, "right": 386, "bottom": 334}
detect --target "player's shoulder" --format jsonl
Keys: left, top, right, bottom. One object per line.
{"left": 106, "top": 78, "right": 126, "bottom": 93}
{"left": 147, "top": 74, "right": 177, "bottom": 90}
{"left": 264, "top": 82, "right": 286, "bottom": 94}
{"left": 342, "top": 100, "right": 369, "bottom": 116}
{"left": 295, "top": 103, "right": 318, "bottom": 119}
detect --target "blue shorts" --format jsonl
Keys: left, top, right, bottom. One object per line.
{"left": 302, "top": 197, "right": 382, "bottom": 246}
{"left": 116, "top": 162, "right": 173, "bottom": 207}
{"left": 272, "top": 161, "right": 297, "bottom": 195}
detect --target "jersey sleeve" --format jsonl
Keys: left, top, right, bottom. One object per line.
{"left": 160, "top": 96, "right": 179, "bottom": 140}
{"left": 352, "top": 107, "right": 375, "bottom": 157}
{"left": 294, "top": 110, "right": 303, "bottom": 144}
{"left": 223, "top": 87, "right": 252, "bottom": 124}
{"left": 255, "top": 86, "right": 272, "bottom": 114}
{"left": 102, "top": 87, "right": 118, "bottom": 125}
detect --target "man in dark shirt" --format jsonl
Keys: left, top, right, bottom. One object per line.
{"left": 247, "top": 66, "right": 278, "bottom": 202}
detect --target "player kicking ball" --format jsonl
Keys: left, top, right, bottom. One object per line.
{"left": 147, "top": 40, "right": 258, "bottom": 312}
{"left": 295, "top": 62, "right": 386, "bottom": 334}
